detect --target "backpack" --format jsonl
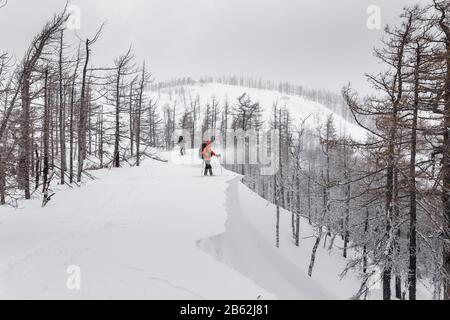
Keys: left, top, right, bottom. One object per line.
{"left": 199, "top": 142, "right": 207, "bottom": 159}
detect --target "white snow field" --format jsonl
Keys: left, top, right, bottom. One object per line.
{"left": 0, "top": 150, "right": 365, "bottom": 300}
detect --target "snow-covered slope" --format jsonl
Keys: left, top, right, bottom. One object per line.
{"left": 0, "top": 150, "right": 366, "bottom": 300}
{"left": 0, "top": 151, "right": 269, "bottom": 299}
{"left": 150, "top": 82, "right": 366, "bottom": 140}
{"left": 199, "top": 178, "right": 361, "bottom": 300}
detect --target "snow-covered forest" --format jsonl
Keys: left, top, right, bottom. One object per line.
{"left": 0, "top": 0, "right": 449, "bottom": 301}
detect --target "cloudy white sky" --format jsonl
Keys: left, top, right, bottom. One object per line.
{"left": 0, "top": 0, "right": 419, "bottom": 94}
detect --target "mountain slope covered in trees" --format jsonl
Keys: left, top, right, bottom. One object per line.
{"left": 148, "top": 81, "right": 366, "bottom": 142}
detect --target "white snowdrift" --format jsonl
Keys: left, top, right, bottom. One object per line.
{"left": 199, "top": 172, "right": 362, "bottom": 299}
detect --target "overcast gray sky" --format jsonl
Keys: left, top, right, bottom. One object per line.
{"left": 0, "top": 0, "right": 420, "bottom": 94}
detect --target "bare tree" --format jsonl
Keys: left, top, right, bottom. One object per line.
{"left": 110, "top": 47, "right": 135, "bottom": 168}
{"left": 135, "top": 62, "right": 151, "bottom": 166}
{"left": 42, "top": 69, "right": 50, "bottom": 193}
{"left": 77, "top": 24, "right": 104, "bottom": 183}
{"left": 58, "top": 30, "right": 67, "bottom": 185}
{"left": 18, "top": 10, "right": 69, "bottom": 199}
{"left": 433, "top": 0, "right": 450, "bottom": 299}
{"left": 69, "top": 45, "right": 81, "bottom": 183}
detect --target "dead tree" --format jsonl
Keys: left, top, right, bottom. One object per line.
{"left": 19, "top": 11, "right": 68, "bottom": 199}
{"left": 69, "top": 45, "right": 80, "bottom": 183}
{"left": 42, "top": 69, "right": 50, "bottom": 193}
{"left": 128, "top": 78, "right": 136, "bottom": 157}
{"left": 433, "top": 0, "right": 450, "bottom": 300}
{"left": 111, "top": 47, "right": 135, "bottom": 168}
{"left": 136, "top": 62, "right": 151, "bottom": 166}
{"left": 58, "top": 30, "right": 66, "bottom": 185}
{"left": 77, "top": 24, "right": 104, "bottom": 183}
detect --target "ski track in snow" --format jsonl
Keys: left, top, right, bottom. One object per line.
{"left": 0, "top": 149, "right": 363, "bottom": 300}
{"left": 121, "top": 264, "right": 206, "bottom": 300}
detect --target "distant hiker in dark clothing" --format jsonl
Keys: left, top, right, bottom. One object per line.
{"left": 177, "top": 136, "right": 186, "bottom": 156}
{"left": 201, "top": 140, "right": 220, "bottom": 176}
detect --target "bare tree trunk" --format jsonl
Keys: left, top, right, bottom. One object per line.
{"left": 273, "top": 105, "right": 280, "bottom": 248}
{"left": 308, "top": 228, "right": 322, "bottom": 277}
{"left": 0, "top": 152, "right": 5, "bottom": 205}
{"left": 275, "top": 175, "right": 280, "bottom": 249}
{"left": 50, "top": 93, "right": 55, "bottom": 169}
{"left": 77, "top": 39, "right": 90, "bottom": 183}
{"left": 87, "top": 83, "right": 92, "bottom": 156}
{"left": 442, "top": 41, "right": 450, "bottom": 302}
{"left": 223, "top": 100, "right": 228, "bottom": 161}
{"left": 343, "top": 141, "right": 350, "bottom": 258}
{"left": 343, "top": 181, "right": 350, "bottom": 258}
{"left": 114, "top": 70, "right": 121, "bottom": 168}
{"left": 69, "top": 47, "right": 80, "bottom": 183}
{"left": 136, "top": 64, "right": 147, "bottom": 167}
{"left": 54, "top": 91, "right": 59, "bottom": 157}
{"left": 435, "top": 2, "right": 450, "bottom": 299}
{"left": 407, "top": 40, "right": 422, "bottom": 301}
{"left": 308, "top": 161, "right": 312, "bottom": 224}
{"left": 69, "top": 83, "right": 74, "bottom": 183}
{"left": 42, "top": 69, "right": 50, "bottom": 193}
{"left": 34, "top": 145, "right": 40, "bottom": 190}
{"left": 42, "top": 170, "right": 54, "bottom": 207}
{"left": 295, "top": 171, "right": 301, "bottom": 247}
{"left": 383, "top": 103, "right": 396, "bottom": 301}
{"left": 129, "top": 82, "right": 134, "bottom": 157}
{"left": 363, "top": 208, "right": 369, "bottom": 274}
{"left": 30, "top": 122, "right": 35, "bottom": 180}
{"left": 59, "top": 30, "right": 66, "bottom": 185}
{"left": 19, "top": 75, "right": 31, "bottom": 199}
{"left": 278, "top": 108, "right": 284, "bottom": 208}
{"left": 99, "top": 107, "right": 104, "bottom": 167}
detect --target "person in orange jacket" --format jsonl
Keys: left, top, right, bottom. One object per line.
{"left": 202, "top": 140, "right": 220, "bottom": 176}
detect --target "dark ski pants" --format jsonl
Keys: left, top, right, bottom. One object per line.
{"left": 204, "top": 161, "right": 213, "bottom": 176}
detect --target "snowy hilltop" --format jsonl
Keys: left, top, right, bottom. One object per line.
{"left": 148, "top": 79, "right": 367, "bottom": 141}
